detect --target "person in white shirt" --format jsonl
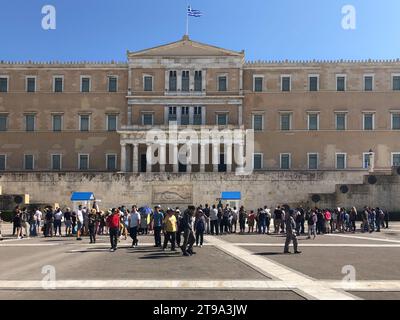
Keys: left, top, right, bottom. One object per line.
{"left": 128, "top": 205, "right": 141, "bottom": 247}
{"left": 210, "top": 204, "right": 219, "bottom": 235}
{"left": 76, "top": 205, "right": 84, "bottom": 241}
{"left": 34, "top": 208, "right": 43, "bottom": 235}
{"left": 231, "top": 207, "right": 239, "bottom": 233}
{"left": 54, "top": 208, "right": 63, "bottom": 237}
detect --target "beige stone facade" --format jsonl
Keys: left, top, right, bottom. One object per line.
{"left": 1, "top": 35, "right": 400, "bottom": 174}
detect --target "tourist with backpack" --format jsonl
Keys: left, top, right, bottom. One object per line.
{"left": 195, "top": 209, "right": 206, "bottom": 247}
{"left": 307, "top": 210, "right": 317, "bottom": 239}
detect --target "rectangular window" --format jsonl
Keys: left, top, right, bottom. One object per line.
{"left": 53, "top": 77, "right": 63, "bottom": 93}
{"left": 217, "top": 113, "right": 228, "bottom": 126}
{"left": 194, "top": 71, "right": 202, "bottom": 92}
{"left": 169, "top": 71, "right": 177, "bottom": 92}
{"left": 24, "top": 155, "right": 34, "bottom": 170}
{"left": 336, "top": 153, "right": 347, "bottom": 170}
{"left": 107, "top": 114, "right": 117, "bottom": 131}
{"left": 144, "top": 76, "right": 153, "bottom": 92}
{"left": 193, "top": 106, "right": 202, "bottom": 125}
{"left": 0, "top": 115, "right": 7, "bottom": 131}
{"left": 393, "top": 75, "right": 400, "bottom": 91}
{"left": 181, "top": 107, "right": 189, "bottom": 125}
{"left": 308, "top": 113, "right": 319, "bottom": 131}
{"left": 309, "top": 75, "right": 319, "bottom": 92}
{"left": 52, "top": 115, "right": 62, "bottom": 132}
{"left": 364, "top": 75, "right": 373, "bottom": 91}
{"left": 0, "top": 155, "right": 6, "bottom": 171}
{"left": 168, "top": 107, "right": 177, "bottom": 122}
{"left": 392, "top": 153, "right": 400, "bottom": 167}
{"left": 26, "top": 77, "right": 36, "bottom": 92}
{"left": 81, "top": 77, "right": 91, "bottom": 92}
{"left": 336, "top": 113, "right": 347, "bottom": 131}
{"left": 218, "top": 76, "right": 227, "bottom": 92}
{"left": 308, "top": 153, "right": 319, "bottom": 170}
{"left": 281, "top": 76, "right": 291, "bottom": 92}
{"left": 182, "top": 71, "right": 190, "bottom": 92}
{"left": 392, "top": 113, "right": 400, "bottom": 130}
{"left": 106, "top": 154, "right": 117, "bottom": 171}
{"left": 363, "top": 153, "right": 373, "bottom": 169}
{"left": 253, "top": 154, "right": 263, "bottom": 170}
{"left": 80, "top": 115, "right": 90, "bottom": 132}
{"left": 363, "top": 113, "right": 374, "bottom": 131}
{"left": 280, "top": 154, "right": 291, "bottom": 170}
{"left": 51, "top": 154, "right": 62, "bottom": 170}
{"left": 252, "top": 114, "right": 263, "bottom": 131}
{"left": 142, "top": 113, "right": 154, "bottom": 126}
{"left": 25, "top": 114, "right": 35, "bottom": 132}
{"left": 108, "top": 76, "right": 117, "bottom": 92}
{"left": 280, "top": 113, "right": 292, "bottom": 131}
{"left": 0, "top": 77, "right": 8, "bottom": 92}
{"left": 336, "top": 76, "right": 346, "bottom": 92}
{"left": 253, "top": 76, "right": 263, "bottom": 92}
{"left": 79, "top": 154, "right": 89, "bottom": 170}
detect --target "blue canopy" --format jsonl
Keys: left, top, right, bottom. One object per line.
{"left": 221, "top": 192, "right": 241, "bottom": 200}
{"left": 71, "top": 192, "right": 95, "bottom": 201}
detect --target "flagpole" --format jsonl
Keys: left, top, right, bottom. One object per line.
{"left": 186, "top": 4, "right": 189, "bottom": 36}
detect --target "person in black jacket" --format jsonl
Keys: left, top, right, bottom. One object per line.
{"left": 180, "top": 206, "right": 196, "bottom": 256}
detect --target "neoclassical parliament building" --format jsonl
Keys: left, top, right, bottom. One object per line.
{"left": 1, "top": 35, "right": 400, "bottom": 174}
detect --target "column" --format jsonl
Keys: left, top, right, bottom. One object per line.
{"left": 164, "top": 106, "right": 169, "bottom": 125}
{"left": 128, "top": 68, "right": 132, "bottom": 95}
{"left": 200, "top": 143, "right": 206, "bottom": 173}
{"left": 202, "top": 70, "right": 207, "bottom": 93}
{"left": 187, "top": 144, "right": 192, "bottom": 173}
{"left": 120, "top": 143, "right": 127, "bottom": 172}
{"left": 127, "top": 106, "right": 132, "bottom": 126}
{"left": 173, "top": 143, "right": 179, "bottom": 173}
{"left": 189, "top": 106, "right": 194, "bottom": 125}
{"left": 226, "top": 143, "right": 232, "bottom": 173}
{"left": 160, "top": 144, "right": 166, "bottom": 172}
{"left": 132, "top": 143, "right": 139, "bottom": 173}
{"left": 236, "top": 142, "right": 245, "bottom": 174}
{"left": 213, "top": 143, "right": 219, "bottom": 172}
{"left": 146, "top": 143, "right": 152, "bottom": 173}
{"left": 201, "top": 106, "right": 206, "bottom": 125}
{"left": 176, "top": 106, "right": 182, "bottom": 125}
{"left": 238, "top": 104, "right": 243, "bottom": 126}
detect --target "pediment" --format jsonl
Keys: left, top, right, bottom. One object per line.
{"left": 128, "top": 35, "right": 244, "bottom": 58}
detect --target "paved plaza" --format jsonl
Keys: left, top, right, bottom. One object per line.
{"left": 0, "top": 223, "right": 400, "bottom": 300}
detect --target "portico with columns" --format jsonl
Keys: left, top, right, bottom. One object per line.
{"left": 118, "top": 35, "right": 247, "bottom": 174}
{"left": 118, "top": 124, "right": 247, "bottom": 174}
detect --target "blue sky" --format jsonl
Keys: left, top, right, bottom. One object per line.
{"left": 0, "top": 0, "right": 399, "bottom": 62}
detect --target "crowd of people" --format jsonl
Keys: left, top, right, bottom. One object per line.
{"left": 0, "top": 203, "right": 391, "bottom": 255}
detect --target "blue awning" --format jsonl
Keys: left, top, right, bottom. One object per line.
{"left": 71, "top": 192, "right": 95, "bottom": 201}
{"left": 221, "top": 192, "right": 241, "bottom": 200}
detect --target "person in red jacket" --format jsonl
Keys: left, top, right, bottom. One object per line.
{"left": 107, "top": 208, "right": 120, "bottom": 252}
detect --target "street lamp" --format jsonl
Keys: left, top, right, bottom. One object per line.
{"left": 369, "top": 149, "right": 374, "bottom": 173}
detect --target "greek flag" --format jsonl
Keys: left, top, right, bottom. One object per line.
{"left": 187, "top": 6, "right": 203, "bottom": 17}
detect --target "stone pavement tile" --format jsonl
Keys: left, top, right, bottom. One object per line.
{"left": 0, "top": 289, "right": 305, "bottom": 300}
{"left": 348, "top": 291, "right": 400, "bottom": 300}
{"left": 0, "top": 245, "right": 270, "bottom": 281}
{"left": 246, "top": 246, "right": 400, "bottom": 280}
{"left": 220, "top": 232, "right": 400, "bottom": 245}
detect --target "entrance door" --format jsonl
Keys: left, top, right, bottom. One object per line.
{"left": 219, "top": 154, "right": 227, "bottom": 172}
{"left": 140, "top": 154, "right": 147, "bottom": 173}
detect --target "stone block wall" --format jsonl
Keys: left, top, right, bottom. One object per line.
{"left": 0, "top": 171, "right": 367, "bottom": 211}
